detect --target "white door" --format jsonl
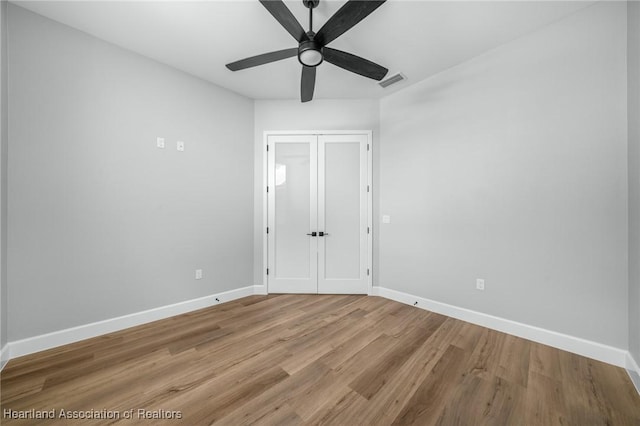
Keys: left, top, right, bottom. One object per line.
{"left": 267, "top": 135, "right": 318, "bottom": 293}
{"left": 267, "top": 133, "right": 369, "bottom": 294}
{"left": 317, "top": 135, "right": 368, "bottom": 294}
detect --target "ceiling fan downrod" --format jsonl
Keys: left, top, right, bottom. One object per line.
{"left": 303, "top": 0, "right": 319, "bottom": 33}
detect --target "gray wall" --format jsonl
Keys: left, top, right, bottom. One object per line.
{"left": 8, "top": 5, "right": 254, "bottom": 341}
{"left": 0, "top": 0, "right": 7, "bottom": 353}
{"left": 379, "top": 2, "right": 629, "bottom": 348}
{"left": 629, "top": 0, "right": 640, "bottom": 365}
{"left": 253, "top": 99, "right": 380, "bottom": 287}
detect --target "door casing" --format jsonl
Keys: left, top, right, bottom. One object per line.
{"left": 262, "top": 130, "right": 373, "bottom": 295}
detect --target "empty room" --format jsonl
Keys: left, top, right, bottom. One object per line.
{"left": 0, "top": 0, "right": 639, "bottom": 424}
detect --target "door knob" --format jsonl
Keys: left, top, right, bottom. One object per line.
{"left": 306, "top": 232, "right": 317, "bottom": 237}
{"left": 318, "top": 232, "right": 329, "bottom": 236}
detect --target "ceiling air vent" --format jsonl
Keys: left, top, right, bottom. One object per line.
{"left": 379, "top": 73, "right": 406, "bottom": 88}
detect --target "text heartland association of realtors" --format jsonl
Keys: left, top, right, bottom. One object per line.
{"left": 3, "top": 408, "right": 183, "bottom": 420}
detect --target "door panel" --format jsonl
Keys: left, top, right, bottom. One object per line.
{"left": 324, "top": 142, "right": 360, "bottom": 279}
{"left": 268, "top": 135, "right": 317, "bottom": 293}
{"left": 318, "top": 135, "right": 368, "bottom": 294}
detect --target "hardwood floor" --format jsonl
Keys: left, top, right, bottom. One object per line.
{"left": 2, "top": 295, "right": 639, "bottom": 425}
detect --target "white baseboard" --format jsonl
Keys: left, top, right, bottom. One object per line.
{"left": 627, "top": 352, "right": 640, "bottom": 395}
{"left": 7, "top": 286, "right": 257, "bottom": 360}
{"left": 371, "top": 286, "right": 629, "bottom": 368}
{"left": 254, "top": 285, "right": 268, "bottom": 295}
{"left": 0, "top": 343, "right": 8, "bottom": 371}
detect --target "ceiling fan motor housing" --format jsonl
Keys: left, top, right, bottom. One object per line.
{"left": 298, "top": 39, "right": 323, "bottom": 67}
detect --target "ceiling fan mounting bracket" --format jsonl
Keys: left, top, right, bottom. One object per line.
{"left": 302, "top": 0, "right": 320, "bottom": 9}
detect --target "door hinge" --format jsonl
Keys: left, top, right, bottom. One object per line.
{"left": 367, "top": 268, "right": 370, "bottom": 276}
{"left": 266, "top": 227, "right": 269, "bottom": 234}
{"left": 266, "top": 268, "right": 269, "bottom": 275}
{"left": 266, "top": 186, "right": 269, "bottom": 193}
{"left": 367, "top": 227, "right": 370, "bottom": 234}
{"left": 367, "top": 185, "right": 370, "bottom": 192}
{"left": 367, "top": 144, "right": 370, "bottom": 151}
{"left": 266, "top": 145, "right": 269, "bottom": 151}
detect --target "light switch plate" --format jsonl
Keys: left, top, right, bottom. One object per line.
{"left": 157, "top": 137, "right": 165, "bottom": 149}
{"left": 382, "top": 215, "right": 391, "bottom": 224}
{"left": 177, "top": 141, "right": 185, "bottom": 152}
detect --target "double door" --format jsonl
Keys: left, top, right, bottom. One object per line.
{"left": 267, "top": 133, "right": 370, "bottom": 294}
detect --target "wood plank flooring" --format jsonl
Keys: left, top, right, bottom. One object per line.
{"left": 2, "top": 295, "right": 639, "bottom": 425}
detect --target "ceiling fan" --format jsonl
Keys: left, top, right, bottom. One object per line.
{"left": 226, "top": 0, "right": 389, "bottom": 102}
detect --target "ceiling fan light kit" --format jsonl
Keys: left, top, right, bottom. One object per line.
{"left": 298, "top": 39, "right": 323, "bottom": 67}
{"left": 226, "top": 0, "right": 389, "bottom": 103}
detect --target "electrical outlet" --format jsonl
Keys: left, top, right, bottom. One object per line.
{"left": 476, "top": 279, "right": 485, "bottom": 291}
{"left": 177, "top": 141, "right": 185, "bottom": 152}
{"left": 156, "top": 137, "right": 165, "bottom": 149}
{"left": 195, "top": 269, "right": 203, "bottom": 280}
{"left": 382, "top": 215, "right": 391, "bottom": 224}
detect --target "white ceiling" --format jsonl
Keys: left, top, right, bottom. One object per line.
{"left": 13, "top": 0, "right": 594, "bottom": 101}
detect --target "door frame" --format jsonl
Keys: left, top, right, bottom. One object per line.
{"left": 262, "top": 130, "right": 373, "bottom": 295}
